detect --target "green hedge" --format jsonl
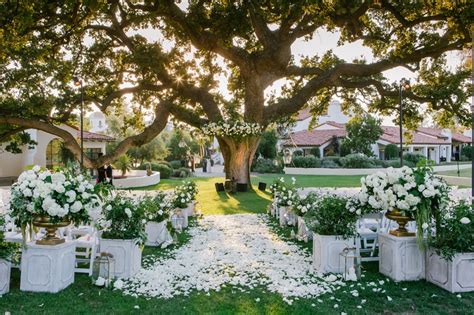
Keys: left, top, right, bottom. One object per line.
{"left": 252, "top": 158, "right": 283, "bottom": 173}
{"left": 292, "top": 155, "right": 321, "bottom": 168}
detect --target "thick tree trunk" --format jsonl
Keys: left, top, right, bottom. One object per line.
{"left": 217, "top": 136, "right": 260, "bottom": 189}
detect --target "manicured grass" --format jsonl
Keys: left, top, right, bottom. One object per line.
{"left": 437, "top": 167, "right": 472, "bottom": 178}
{"left": 138, "top": 174, "right": 363, "bottom": 215}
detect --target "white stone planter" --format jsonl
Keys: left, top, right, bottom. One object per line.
{"left": 20, "top": 241, "right": 76, "bottom": 293}
{"left": 286, "top": 209, "right": 297, "bottom": 227}
{"left": 426, "top": 248, "right": 474, "bottom": 293}
{"left": 99, "top": 238, "right": 142, "bottom": 278}
{"left": 297, "top": 216, "right": 312, "bottom": 241}
{"left": 313, "top": 234, "right": 355, "bottom": 274}
{"left": 0, "top": 259, "right": 11, "bottom": 295}
{"left": 145, "top": 220, "right": 169, "bottom": 246}
{"left": 378, "top": 233, "right": 425, "bottom": 282}
{"left": 185, "top": 201, "right": 196, "bottom": 216}
{"left": 278, "top": 206, "right": 288, "bottom": 226}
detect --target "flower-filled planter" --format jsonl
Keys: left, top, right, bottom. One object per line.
{"left": 294, "top": 193, "right": 319, "bottom": 241}
{"left": 426, "top": 202, "right": 474, "bottom": 292}
{"left": 0, "top": 214, "right": 18, "bottom": 295}
{"left": 171, "top": 181, "right": 198, "bottom": 229}
{"left": 139, "top": 192, "right": 172, "bottom": 247}
{"left": 305, "top": 194, "right": 359, "bottom": 274}
{"left": 98, "top": 195, "right": 146, "bottom": 278}
{"left": 270, "top": 177, "right": 298, "bottom": 227}
{"left": 9, "top": 166, "right": 104, "bottom": 245}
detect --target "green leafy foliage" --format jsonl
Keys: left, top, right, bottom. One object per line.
{"left": 342, "top": 115, "right": 383, "bottom": 157}
{"left": 113, "top": 155, "right": 132, "bottom": 176}
{"left": 304, "top": 195, "right": 357, "bottom": 239}
{"left": 251, "top": 158, "right": 283, "bottom": 174}
{"left": 431, "top": 201, "right": 474, "bottom": 260}
{"left": 100, "top": 195, "right": 147, "bottom": 244}
{"left": 384, "top": 144, "right": 400, "bottom": 160}
{"left": 256, "top": 131, "right": 278, "bottom": 159}
{"left": 461, "top": 145, "right": 472, "bottom": 161}
{"left": 292, "top": 155, "right": 321, "bottom": 168}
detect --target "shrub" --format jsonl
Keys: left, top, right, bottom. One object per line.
{"left": 256, "top": 130, "right": 278, "bottom": 159}
{"left": 461, "top": 146, "right": 472, "bottom": 161}
{"left": 293, "top": 150, "right": 303, "bottom": 157}
{"left": 321, "top": 158, "right": 339, "bottom": 168}
{"left": 292, "top": 155, "right": 321, "bottom": 168}
{"left": 251, "top": 158, "right": 283, "bottom": 173}
{"left": 340, "top": 153, "right": 375, "bottom": 168}
{"left": 339, "top": 142, "right": 351, "bottom": 157}
{"left": 385, "top": 144, "right": 399, "bottom": 160}
{"left": 172, "top": 167, "right": 192, "bottom": 178}
{"left": 113, "top": 154, "right": 132, "bottom": 175}
{"left": 371, "top": 159, "right": 388, "bottom": 168}
{"left": 403, "top": 153, "right": 426, "bottom": 166}
{"left": 170, "top": 160, "right": 183, "bottom": 169}
{"left": 309, "top": 147, "right": 321, "bottom": 158}
{"left": 304, "top": 194, "right": 358, "bottom": 239}
{"left": 153, "top": 164, "right": 172, "bottom": 179}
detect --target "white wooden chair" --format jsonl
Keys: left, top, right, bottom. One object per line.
{"left": 357, "top": 212, "right": 384, "bottom": 262}
{"left": 69, "top": 226, "right": 99, "bottom": 276}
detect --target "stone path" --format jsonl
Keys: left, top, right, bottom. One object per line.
{"left": 120, "top": 214, "right": 342, "bottom": 303}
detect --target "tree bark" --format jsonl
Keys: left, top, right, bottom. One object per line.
{"left": 217, "top": 136, "right": 260, "bottom": 189}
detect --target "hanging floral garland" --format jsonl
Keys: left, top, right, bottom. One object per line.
{"left": 201, "top": 121, "right": 263, "bottom": 138}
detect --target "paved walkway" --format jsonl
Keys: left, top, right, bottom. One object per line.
{"left": 120, "top": 214, "right": 341, "bottom": 303}
{"left": 193, "top": 164, "right": 225, "bottom": 178}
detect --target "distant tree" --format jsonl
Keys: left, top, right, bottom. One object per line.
{"left": 127, "top": 138, "right": 168, "bottom": 166}
{"left": 165, "top": 130, "right": 200, "bottom": 161}
{"left": 385, "top": 144, "right": 400, "bottom": 160}
{"left": 256, "top": 130, "right": 278, "bottom": 159}
{"left": 113, "top": 155, "right": 132, "bottom": 176}
{"left": 343, "top": 115, "right": 383, "bottom": 157}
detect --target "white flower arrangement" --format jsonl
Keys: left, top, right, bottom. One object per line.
{"left": 9, "top": 166, "right": 103, "bottom": 226}
{"left": 350, "top": 164, "right": 450, "bottom": 237}
{"left": 201, "top": 121, "right": 263, "bottom": 138}
{"left": 271, "top": 177, "right": 299, "bottom": 207}
{"left": 172, "top": 181, "right": 198, "bottom": 209}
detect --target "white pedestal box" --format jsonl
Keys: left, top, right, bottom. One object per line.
{"left": 278, "top": 206, "right": 288, "bottom": 226}
{"left": 185, "top": 201, "right": 195, "bottom": 216}
{"left": 378, "top": 233, "right": 425, "bottom": 282}
{"left": 99, "top": 239, "right": 142, "bottom": 278}
{"left": 426, "top": 249, "right": 474, "bottom": 293}
{"left": 145, "top": 220, "right": 169, "bottom": 246}
{"left": 0, "top": 259, "right": 11, "bottom": 295}
{"left": 313, "top": 234, "right": 355, "bottom": 274}
{"left": 297, "top": 216, "right": 312, "bottom": 241}
{"left": 20, "top": 241, "right": 75, "bottom": 293}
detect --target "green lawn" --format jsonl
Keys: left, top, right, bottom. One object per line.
{"left": 139, "top": 174, "right": 363, "bottom": 215}
{"left": 437, "top": 167, "right": 472, "bottom": 178}
{"left": 2, "top": 174, "right": 473, "bottom": 314}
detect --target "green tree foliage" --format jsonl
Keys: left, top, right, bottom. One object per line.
{"left": 342, "top": 115, "right": 383, "bottom": 157}
{"left": 385, "top": 144, "right": 400, "bottom": 160}
{"left": 113, "top": 155, "right": 132, "bottom": 176}
{"left": 0, "top": 1, "right": 471, "bottom": 183}
{"left": 165, "top": 130, "right": 200, "bottom": 162}
{"left": 461, "top": 145, "right": 472, "bottom": 161}
{"left": 256, "top": 131, "right": 277, "bottom": 159}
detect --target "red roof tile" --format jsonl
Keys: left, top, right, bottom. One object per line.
{"left": 283, "top": 129, "right": 346, "bottom": 146}
{"left": 380, "top": 126, "right": 450, "bottom": 145}
{"left": 452, "top": 132, "right": 471, "bottom": 143}
{"left": 67, "top": 124, "right": 115, "bottom": 142}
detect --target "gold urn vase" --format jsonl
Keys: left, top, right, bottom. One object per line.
{"left": 32, "top": 215, "right": 71, "bottom": 245}
{"left": 385, "top": 209, "right": 415, "bottom": 237}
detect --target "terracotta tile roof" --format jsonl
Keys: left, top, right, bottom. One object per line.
{"left": 283, "top": 129, "right": 346, "bottom": 146}
{"left": 295, "top": 108, "right": 312, "bottom": 121}
{"left": 380, "top": 126, "right": 450, "bottom": 145}
{"left": 416, "top": 127, "right": 447, "bottom": 138}
{"left": 320, "top": 121, "right": 345, "bottom": 129}
{"left": 67, "top": 124, "right": 115, "bottom": 142}
{"left": 452, "top": 132, "right": 471, "bottom": 143}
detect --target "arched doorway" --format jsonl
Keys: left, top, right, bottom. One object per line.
{"left": 46, "top": 139, "right": 74, "bottom": 169}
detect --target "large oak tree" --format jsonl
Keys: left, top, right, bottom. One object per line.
{"left": 0, "top": 1, "right": 472, "bottom": 187}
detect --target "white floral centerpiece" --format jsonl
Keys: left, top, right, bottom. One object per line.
{"left": 9, "top": 165, "right": 103, "bottom": 245}
{"left": 348, "top": 164, "right": 449, "bottom": 239}
{"left": 201, "top": 121, "right": 263, "bottom": 138}
{"left": 271, "top": 177, "right": 298, "bottom": 226}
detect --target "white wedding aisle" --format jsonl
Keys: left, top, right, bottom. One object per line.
{"left": 120, "top": 214, "right": 342, "bottom": 303}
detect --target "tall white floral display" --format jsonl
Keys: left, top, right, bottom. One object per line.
{"left": 350, "top": 165, "right": 449, "bottom": 282}
{"left": 9, "top": 166, "right": 103, "bottom": 293}
{"left": 139, "top": 192, "right": 173, "bottom": 247}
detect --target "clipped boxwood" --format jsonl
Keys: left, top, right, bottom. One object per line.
{"left": 292, "top": 155, "right": 321, "bottom": 168}
{"left": 173, "top": 167, "right": 192, "bottom": 178}
{"left": 170, "top": 160, "right": 183, "bottom": 169}
{"left": 251, "top": 158, "right": 283, "bottom": 173}
{"left": 340, "top": 153, "right": 376, "bottom": 168}
{"left": 321, "top": 158, "right": 339, "bottom": 168}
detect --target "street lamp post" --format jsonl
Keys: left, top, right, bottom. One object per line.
{"left": 73, "top": 77, "right": 84, "bottom": 169}
{"left": 399, "top": 78, "right": 410, "bottom": 166}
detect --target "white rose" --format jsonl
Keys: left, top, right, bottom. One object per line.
{"left": 125, "top": 208, "right": 132, "bottom": 218}
{"left": 32, "top": 165, "right": 41, "bottom": 172}
{"left": 71, "top": 201, "right": 83, "bottom": 213}
{"left": 460, "top": 217, "right": 471, "bottom": 224}
{"left": 422, "top": 223, "right": 429, "bottom": 230}
{"left": 66, "top": 190, "right": 77, "bottom": 203}
{"left": 106, "top": 205, "right": 112, "bottom": 211}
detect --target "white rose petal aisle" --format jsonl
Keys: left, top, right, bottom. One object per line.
{"left": 119, "top": 214, "right": 343, "bottom": 303}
